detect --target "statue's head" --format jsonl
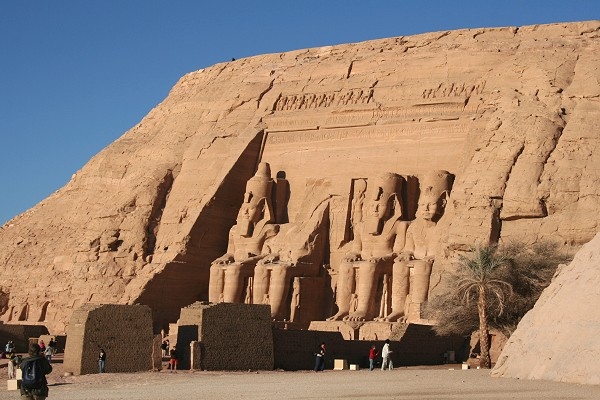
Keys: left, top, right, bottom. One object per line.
{"left": 365, "top": 173, "right": 403, "bottom": 234}
{"left": 237, "top": 162, "right": 274, "bottom": 237}
{"left": 416, "top": 170, "right": 453, "bottom": 222}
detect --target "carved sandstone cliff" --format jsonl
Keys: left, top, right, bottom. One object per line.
{"left": 0, "top": 21, "right": 599, "bottom": 333}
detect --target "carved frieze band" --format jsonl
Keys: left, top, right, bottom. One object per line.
{"left": 272, "top": 80, "right": 485, "bottom": 113}
{"left": 421, "top": 80, "right": 486, "bottom": 100}
{"left": 267, "top": 80, "right": 486, "bottom": 132}
{"left": 274, "top": 88, "right": 373, "bottom": 112}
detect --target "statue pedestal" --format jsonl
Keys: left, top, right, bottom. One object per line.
{"left": 308, "top": 320, "right": 407, "bottom": 341}
{"left": 272, "top": 321, "right": 308, "bottom": 330}
{"left": 406, "top": 303, "right": 436, "bottom": 325}
{"left": 406, "top": 302, "right": 423, "bottom": 322}
{"left": 308, "top": 321, "right": 360, "bottom": 340}
{"left": 358, "top": 321, "right": 397, "bottom": 340}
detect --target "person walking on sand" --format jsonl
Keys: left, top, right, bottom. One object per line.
{"left": 98, "top": 348, "right": 107, "bottom": 373}
{"left": 369, "top": 344, "right": 379, "bottom": 371}
{"left": 169, "top": 345, "right": 178, "bottom": 372}
{"left": 381, "top": 339, "right": 393, "bottom": 370}
{"left": 44, "top": 343, "right": 54, "bottom": 364}
{"left": 313, "top": 342, "right": 326, "bottom": 372}
{"left": 7, "top": 353, "right": 16, "bottom": 379}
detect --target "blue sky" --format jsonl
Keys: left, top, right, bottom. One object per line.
{"left": 1, "top": 1, "right": 598, "bottom": 225}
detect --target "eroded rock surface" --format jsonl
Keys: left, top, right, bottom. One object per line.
{"left": 492, "top": 232, "right": 600, "bottom": 384}
{"left": 0, "top": 21, "right": 599, "bottom": 333}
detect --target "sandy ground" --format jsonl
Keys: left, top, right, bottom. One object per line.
{"left": 2, "top": 357, "right": 599, "bottom": 400}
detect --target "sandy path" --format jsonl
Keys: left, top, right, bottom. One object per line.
{"left": 2, "top": 363, "right": 599, "bottom": 400}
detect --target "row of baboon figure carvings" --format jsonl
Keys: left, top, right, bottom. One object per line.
{"left": 209, "top": 162, "right": 453, "bottom": 323}
{"left": 273, "top": 81, "right": 486, "bottom": 112}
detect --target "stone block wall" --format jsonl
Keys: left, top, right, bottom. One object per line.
{"left": 152, "top": 334, "right": 162, "bottom": 370}
{"left": 176, "top": 302, "right": 273, "bottom": 370}
{"left": 190, "top": 341, "right": 202, "bottom": 370}
{"left": 273, "top": 323, "right": 468, "bottom": 370}
{"left": 389, "top": 324, "right": 468, "bottom": 365}
{"left": 63, "top": 304, "right": 153, "bottom": 375}
{"left": 273, "top": 329, "right": 346, "bottom": 370}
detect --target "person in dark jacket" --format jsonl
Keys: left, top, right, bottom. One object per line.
{"left": 20, "top": 343, "right": 52, "bottom": 400}
{"left": 98, "top": 348, "right": 107, "bottom": 373}
{"left": 313, "top": 342, "right": 326, "bottom": 371}
{"left": 169, "top": 345, "right": 178, "bottom": 372}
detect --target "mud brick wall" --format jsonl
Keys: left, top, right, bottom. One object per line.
{"left": 0, "top": 322, "right": 49, "bottom": 353}
{"left": 273, "top": 324, "right": 468, "bottom": 370}
{"left": 63, "top": 304, "right": 153, "bottom": 375}
{"left": 177, "top": 302, "right": 273, "bottom": 370}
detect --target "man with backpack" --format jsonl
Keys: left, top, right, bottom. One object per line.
{"left": 20, "top": 343, "right": 52, "bottom": 400}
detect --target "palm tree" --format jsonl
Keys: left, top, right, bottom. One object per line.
{"left": 455, "top": 246, "right": 512, "bottom": 369}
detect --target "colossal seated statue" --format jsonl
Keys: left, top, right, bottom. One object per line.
{"left": 328, "top": 173, "right": 409, "bottom": 322}
{"left": 253, "top": 183, "right": 330, "bottom": 321}
{"left": 208, "top": 162, "right": 279, "bottom": 304}
{"left": 386, "top": 170, "right": 453, "bottom": 322}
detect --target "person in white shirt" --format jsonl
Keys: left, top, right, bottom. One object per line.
{"left": 381, "top": 339, "right": 393, "bottom": 370}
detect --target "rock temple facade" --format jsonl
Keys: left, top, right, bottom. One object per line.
{"left": 0, "top": 21, "right": 599, "bottom": 335}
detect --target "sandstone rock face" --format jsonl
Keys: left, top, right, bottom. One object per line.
{"left": 491, "top": 232, "right": 600, "bottom": 384}
{"left": 0, "top": 21, "right": 599, "bottom": 333}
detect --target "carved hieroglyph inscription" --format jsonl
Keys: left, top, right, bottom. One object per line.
{"left": 265, "top": 123, "right": 470, "bottom": 146}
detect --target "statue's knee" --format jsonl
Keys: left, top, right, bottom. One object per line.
{"left": 360, "top": 261, "right": 377, "bottom": 274}
{"left": 393, "top": 261, "right": 409, "bottom": 277}
{"left": 210, "top": 263, "right": 221, "bottom": 275}
{"left": 414, "top": 261, "right": 433, "bottom": 276}
{"left": 254, "top": 264, "right": 267, "bottom": 277}
{"left": 338, "top": 263, "right": 353, "bottom": 277}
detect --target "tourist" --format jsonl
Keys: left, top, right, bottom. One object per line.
{"left": 48, "top": 338, "right": 56, "bottom": 353}
{"left": 8, "top": 353, "right": 16, "bottom": 379}
{"left": 19, "top": 343, "right": 52, "bottom": 400}
{"left": 313, "top": 342, "right": 326, "bottom": 372}
{"left": 161, "top": 340, "right": 168, "bottom": 358}
{"left": 6, "top": 340, "right": 15, "bottom": 355}
{"left": 44, "top": 343, "right": 54, "bottom": 364}
{"left": 162, "top": 339, "right": 170, "bottom": 358}
{"left": 8, "top": 354, "right": 22, "bottom": 379}
{"left": 98, "top": 348, "right": 107, "bottom": 373}
{"left": 169, "top": 345, "right": 178, "bottom": 372}
{"left": 381, "top": 339, "right": 393, "bottom": 370}
{"left": 368, "top": 344, "right": 378, "bottom": 371}
{"left": 38, "top": 340, "right": 46, "bottom": 355}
